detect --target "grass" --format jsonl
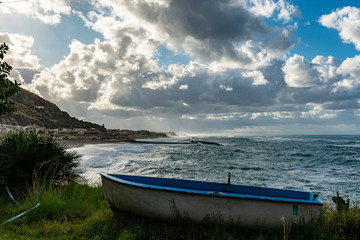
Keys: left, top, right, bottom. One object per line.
{"left": 0, "top": 184, "right": 359, "bottom": 240}
{"left": 0, "top": 184, "right": 113, "bottom": 240}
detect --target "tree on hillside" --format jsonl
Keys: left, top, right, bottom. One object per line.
{"left": 0, "top": 42, "right": 21, "bottom": 116}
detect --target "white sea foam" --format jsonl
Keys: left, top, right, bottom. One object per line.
{"left": 71, "top": 136, "right": 360, "bottom": 202}
{"left": 72, "top": 143, "right": 165, "bottom": 184}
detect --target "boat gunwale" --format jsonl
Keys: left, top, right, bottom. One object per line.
{"left": 101, "top": 174, "right": 324, "bottom": 206}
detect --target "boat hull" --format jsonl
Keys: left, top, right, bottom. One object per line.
{"left": 101, "top": 174, "right": 323, "bottom": 227}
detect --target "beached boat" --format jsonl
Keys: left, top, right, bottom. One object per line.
{"left": 101, "top": 174, "right": 324, "bottom": 227}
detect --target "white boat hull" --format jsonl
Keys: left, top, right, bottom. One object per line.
{"left": 101, "top": 175, "right": 322, "bottom": 227}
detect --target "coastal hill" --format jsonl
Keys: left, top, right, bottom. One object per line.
{"left": 0, "top": 88, "right": 106, "bottom": 131}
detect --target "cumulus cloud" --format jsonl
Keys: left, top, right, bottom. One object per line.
{"left": 248, "top": 0, "right": 278, "bottom": 18}
{"left": 242, "top": 70, "right": 269, "bottom": 85}
{"left": 0, "top": 32, "right": 40, "bottom": 69}
{"left": 282, "top": 54, "right": 320, "bottom": 87}
{"left": 333, "top": 55, "right": 360, "bottom": 93}
{"left": 30, "top": 36, "right": 149, "bottom": 102}
{"left": 337, "top": 55, "right": 360, "bottom": 81}
{"left": 248, "top": 0, "right": 298, "bottom": 23}
{"left": 179, "top": 84, "right": 188, "bottom": 90}
{"left": 0, "top": 0, "right": 72, "bottom": 24}
{"left": 277, "top": 53, "right": 360, "bottom": 109}
{"left": 312, "top": 56, "right": 341, "bottom": 82}
{"left": 0, "top": 32, "right": 40, "bottom": 84}
{"left": 283, "top": 55, "right": 341, "bottom": 88}
{"left": 320, "top": 6, "right": 360, "bottom": 50}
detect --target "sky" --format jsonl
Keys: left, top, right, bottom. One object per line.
{"left": 1, "top": 0, "right": 360, "bottom": 135}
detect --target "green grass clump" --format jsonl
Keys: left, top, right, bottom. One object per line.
{"left": 0, "top": 183, "right": 114, "bottom": 239}
{"left": 316, "top": 204, "right": 360, "bottom": 239}
{"left": 0, "top": 131, "right": 80, "bottom": 191}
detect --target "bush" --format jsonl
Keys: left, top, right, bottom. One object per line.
{"left": 0, "top": 131, "right": 81, "bottom": 191}
{"left": 0, "top": 42, "right": 21, "bottom": 116}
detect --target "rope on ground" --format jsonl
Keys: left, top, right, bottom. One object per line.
{"left": 5, "top": 186, "right": 18, "bottom": 204}
{"left": 0, "top": 186, "right": 40, "bottom": 226}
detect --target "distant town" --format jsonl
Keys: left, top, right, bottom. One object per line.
{"left": 0, "top": 124, "right": 175, "bottom": 140}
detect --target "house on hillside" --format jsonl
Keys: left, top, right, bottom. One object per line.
{"left": 24, "top": 125, "right": 37, "bottom": 133}
{"left": 87, "top": 128, "right": 100, "bottom": 134}
{"left": 0, "top": 124, "right": 23, "bottom": 133}
{"left": 0, "top": 124, "right": 6, "bottom": 132}
{"left": 73, "top": 128, "right": 87, "bottom": 134}
{"left": 60, "top": 128, "right": 72, "bottom": 133}
{"left": 24, "top": 125, "right": 46, "bottom": 134}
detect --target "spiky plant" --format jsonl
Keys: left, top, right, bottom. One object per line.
{"left": 0, "top": 131, "right": 81, "bottom": 191}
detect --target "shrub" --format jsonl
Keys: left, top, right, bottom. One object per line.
{"left": 0, "top": 42, "right": 21, "bottom": 116}
{"left": 0, "top": 131, "right": 81, "bottom": 191}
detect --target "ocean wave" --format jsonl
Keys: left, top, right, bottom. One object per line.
{"left": 75, "top": 136, "right": 360, "bottom": 202}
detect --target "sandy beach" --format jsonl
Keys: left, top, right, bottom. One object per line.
{"left": 61, "top": 138, "right": 131, "bottom": 149}
{"left": 60, "top": 137, "right": 182, "bottom": 149}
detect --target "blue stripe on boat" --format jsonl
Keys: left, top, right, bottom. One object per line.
{"left": 101, "top": 174, "right": 324, "bottom": 205}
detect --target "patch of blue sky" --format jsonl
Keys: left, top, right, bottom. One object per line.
{"left": 41, "top": 13, "right": 104, "bottom": 67}
{"left": 290, "top": 20, "right": 358, "bottom": 61}
{"left": 290, "top": 0, "right": 360, "bottom": 61}
{"left": 260, "top": 0, "right": 360, "bottom": 61}
{"left": 154, "top": 45, "right": 191, "bottom": 69}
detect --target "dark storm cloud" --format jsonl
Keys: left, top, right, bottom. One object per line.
{"left": 107, "top": 61, "right": 285, "bottom": 115}
{"left": 132, "top": 0, "right": 268, "bottom": 41}
{"left": 162, "top": 0, "right": 269, "bottom": 41}
{"left": 105, "top": 54, "right": 360, "bottom": 118}
{"left": 323, "top": 100, "right": 360, "bottom": 110}
{"left": 122, "top": 0, "right": 294, "bottom": 62}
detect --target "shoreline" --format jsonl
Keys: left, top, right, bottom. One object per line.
{"left": 56, "top": 131, "right": 176, "bottom": 149}
{"left": 60, "top": 137, "right": 166, "bottom": 149}
{"left": 61, "top": 138, "right": 222, "bottom": 149}
{"left": 60, "top": 138, "right": 127, "bottom": 149}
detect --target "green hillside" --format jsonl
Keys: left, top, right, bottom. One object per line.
{"left": 0, "top": 88, "right": 106, "bottom": 131}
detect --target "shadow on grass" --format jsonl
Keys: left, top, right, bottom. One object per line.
{"left": 107, "top": 207, "right": 284, "bottom": 240}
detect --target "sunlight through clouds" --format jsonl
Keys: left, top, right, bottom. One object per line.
{"left": 0, "top": 0, "right": 71, "bottom": 24}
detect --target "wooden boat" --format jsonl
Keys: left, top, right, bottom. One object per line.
{"left": 101, "top": 174, "right": 324, "bottom": 227}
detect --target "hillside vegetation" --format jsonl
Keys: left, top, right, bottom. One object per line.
{"left": 0, "top": 88, "right": 105, "bottom": 131}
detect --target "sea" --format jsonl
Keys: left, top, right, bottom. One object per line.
{"left": 71, "top": 135, "right": 360, "bottom": 203}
